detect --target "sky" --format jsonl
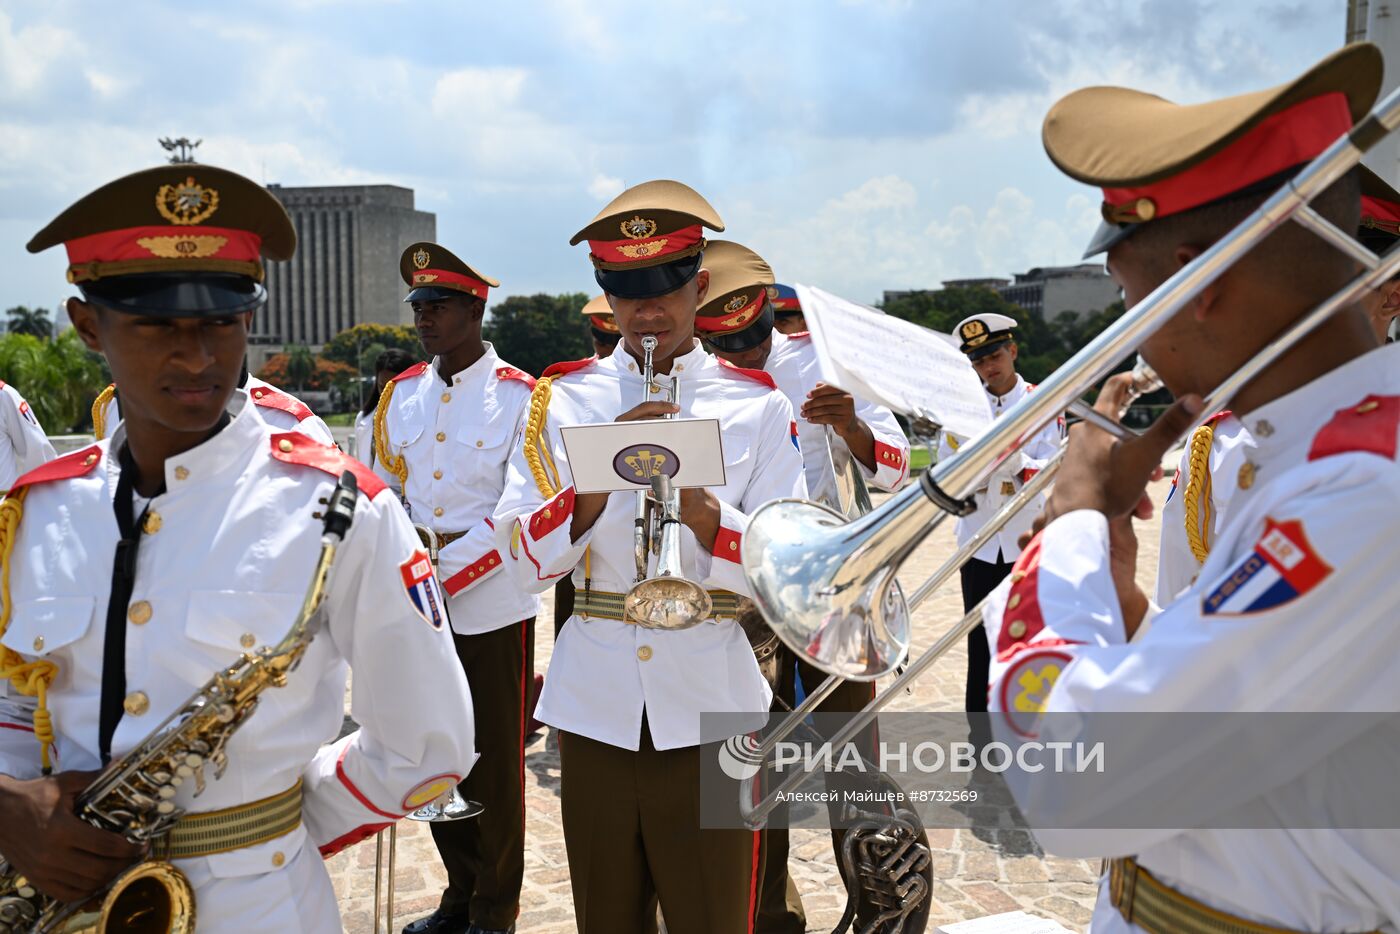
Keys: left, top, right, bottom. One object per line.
{"left": 0, "top": 0, "right": 1351, "bottom": 317}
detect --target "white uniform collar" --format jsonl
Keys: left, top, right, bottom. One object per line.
{"left": 433, "top": 342, "right": 499, "bottom": 385}
{"left": 109, "top": 388, "right": 265, "bottom": 490}
{"left": 986, "top": 373, "right": 1026, "bottom": 410}
{"left": 609, "top": 337, "right": 709, "bottom": 378}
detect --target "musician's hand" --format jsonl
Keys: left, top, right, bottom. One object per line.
{"left": 1043, "top": 393, "right": 1201, "bottom": 524}
{"left": 615, "top": 401, "right": 680, "bottom": 422}
{"left": 0, "top": 771, "right": 145, "bottom": 902}
{"left": 1109, "top": 514, "right": 1151, "bottom": 638}
{"left": 678, "top": 486, "right": 722, "bottom": 552}
{"left": 801, "top": 384, "right": 858, "bottom": 434}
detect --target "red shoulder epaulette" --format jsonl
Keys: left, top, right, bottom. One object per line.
{"left": 785, "top": 330, "right": 811, "bottom": 339}
{"left": 12, "top": 444, "right": 103, "bottom": 491}
{"left": 1308, "top": 394, "right": 1400, "bottom": 462}
{"left": 495, "top": 365, "right": 537, "bottom": 389}
{"left": 716, "top": 357, "right": 777, "bottom": 390}
{"left": 391, "top": 362, "right": 430, "bottom": 383}
{"left": 542, "top": 356, "right": 597, "bottom": 380}
{"left": 269, "top": 433, "right": 388, "bottom": 499}
{"left": 249, "top": 384, "right": 315, "bottom": 422}
{"left": 1203, "top": 409, "right": 1232, "bottom": 427}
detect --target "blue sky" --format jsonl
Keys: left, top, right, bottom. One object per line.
{"left": 0, "top": 0, "right": 1348, "bottom": 318}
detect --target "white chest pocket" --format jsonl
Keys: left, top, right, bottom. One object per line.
{"left": 388, "top": 399, "right": 426, "bottom": 450}
{"left": 718, "top": 432, "right": 754, "bottom": 498}
{"left": 183, "top": 591, "right": 308, "bottom": 668}
{"left": 456, "top": 417, "right": 511, "bottom": 454}
{"left": 1, "top": 597, "right": 96, "bottom": 693}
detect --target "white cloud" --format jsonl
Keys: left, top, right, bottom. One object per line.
{"left": 588, "top": 173, "right": 625, "bottom": 201}
{"left": 0, "top": 10, "right": 83, "bottom": 101}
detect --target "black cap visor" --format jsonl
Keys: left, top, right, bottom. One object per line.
{"left": 595, "top": 253, "right": 703, "bottom": 300}
{"left": 964, "top": 334, "right": 1013, "bottom": 360}
{"left": 405, "top": 285, "right": 475, "bottom": 304}
{"left": 80, "top": 273, "right": 266, "bottom": 316}
{"left": 1082, "top": 219, "right": 1139, "bottom": 259}
{"left": 700, "top": 303, "right": 774, "bottom": 354}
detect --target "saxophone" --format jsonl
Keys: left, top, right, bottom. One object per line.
{"left": 0, "top": 471, "right": 361, "bottom": 934}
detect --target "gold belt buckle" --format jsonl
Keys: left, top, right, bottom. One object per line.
{"left": 1000, "top": 480, "right": 1016, "bottom": 496}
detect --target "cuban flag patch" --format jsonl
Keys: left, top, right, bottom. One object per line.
{"left": 18, "top": 401, "right": 37, "bottom": 427}
{"left": 1202, "top": 518, "right": 1332, "bottom": 616}
{"left": 1165, "top": 467, "right": 1180, "bottom": 504}
{"left": 789, "top": 420, "right": 800, "bottom": 450}
{"left": 400, "top": 549, "right": 446, "bottom": 629}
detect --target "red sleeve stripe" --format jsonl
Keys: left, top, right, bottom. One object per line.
{"left": 874, "top": 440, "right": 906, "bottom": 472}
{"left": 528, "top": 488, "right": 575, "bottom": 540}
{"left": 334, "top": 744, "right": 405, "bottom": 820}
{"left": 442, "top": 550, "right": 503, "bottom": 596}
{"left": 996, "top": 533, "right": 1047, "bottom": 656}
{"left": 0, "top": 722, "right": 35, "bottom": 734}
{"left": 317, "top": 821, "right": 394, "bottom": 859}
{"left": 713, "top": 526, "right": 743, "bottom": 564}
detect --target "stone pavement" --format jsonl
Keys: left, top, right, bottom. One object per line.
{"left": 326, "top": 478, "right": 1173, "bottom": 933}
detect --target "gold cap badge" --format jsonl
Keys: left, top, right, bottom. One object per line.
{"left": 620, "top": 216, "right": 658, "bottom": 239}
{"left": 155, "top": 176, "right": 220, "bottom": 226}
{"left": 413, "top": 248, "right": 430, "bottom": 269}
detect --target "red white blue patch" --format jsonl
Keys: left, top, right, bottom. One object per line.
{"left": 18, "top": 401, "right": 37, "bottom": 427}
{"left": 789, "top": 420, "right": 799, "bottom": 450}
{"left": 1202, "top": 518, "right": 1332, "bottom": 616}
{"left": 400, "top": 549, "right": 446, "bottom": 629}
{"left": 1165, "top": 468, "right": 1179, "bottom": 504}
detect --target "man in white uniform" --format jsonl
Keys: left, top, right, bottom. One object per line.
{"left": 985, "top": 43, "right": 1400, "bottom": 932}
{"left": 1, "top": 163, "right": 476, "bottom": 933}
{"left": 691, "top": 240, "right": 910, "bottom": 934}
{"left": 937, "top": 312, "right": 1061, "bottom": 744}
{"left": 374, "top": 242, "right": 539, "bottom": 934}
{"left": 494, "top": 181, "right": 805, "bottom": 934}
{"left": 0, "top": 381, "right": 55, "bottom": 493}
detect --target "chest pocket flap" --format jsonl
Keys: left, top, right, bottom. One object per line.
{"left": 185, "top": 591, "right": 307, "bottom": 654}
{"left": 388, "top": 398, "right": 426, "bottom": 449}
{"left": 723, "top": 432, "right": 753, "bottom": 469}
{"left": 457, "top": 417, "right": 511, "bottom": 451}
{"left": 1, "top": 597, "right": 95, "bottom": 659}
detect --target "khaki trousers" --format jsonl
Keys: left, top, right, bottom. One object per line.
{"left": 559, "top": 721, "right": 762, "bottom": 934}
{"left": 431, "top": 618, "right": 535, "bottom": 929}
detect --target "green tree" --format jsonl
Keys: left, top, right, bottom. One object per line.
{"left": 0, "top": 331, "right": 108, "bottom": 431}
{"left": 6, "top": 306, "right": 53, "bottom": 340}
{"left": 484, "top": 293, "right": 593, "bottom": 377}
{"left": 320, "top": 323, "right": 423, "bottom": 368}
{"left": 284, "top": 344, "right": 316, "bottom": 392}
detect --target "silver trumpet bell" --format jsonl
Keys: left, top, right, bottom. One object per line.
{"left": 742, "top": 497, "right": 910, "bottom": 681}
{"left": 407, "top": 785, "right": 483, "bottom": 823}
{"left": 624, "top": 473, "right": 714, "bottom": 629}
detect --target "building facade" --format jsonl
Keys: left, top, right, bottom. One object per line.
{"left": 883, "top": 264, "right": 1118, "bottom": 322}
{"left": 252, "top": 184, "right": 435, "bottom": 368}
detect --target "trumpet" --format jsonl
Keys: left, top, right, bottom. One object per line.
{"left": 622, "top": 335, "right": 713, "bottom": 629}
{"left": 738, "top": 77, "right": 1400, "bottom": 838}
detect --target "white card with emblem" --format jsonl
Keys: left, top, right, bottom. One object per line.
{"left": 561, "top": 418, "right": 726, "bottom": 494}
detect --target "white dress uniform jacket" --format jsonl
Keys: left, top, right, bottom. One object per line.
{"left": 765, "top": 331, "right": 910, "bottom": 506}
{"left": 376, "top": 345, "right": 540, "bottom": 635}
{"left": 494, "top": 341, "right": 806, "bottom": 751}
{"left": 1154, "top": 412, "right": 1253, "bottom": 605}
{"left": 0, "top": 391, "right": 476, "bottom": 933}
{"left": 0, "top": 380, "right": 55, "bottom": 492}
{"left": 97, "top": 375, "right": 335, "bottom": 445}
{"left": 982, "top": 345, "right": 1400, "bottom": 933}
{"left": 353, "top": 406, "right": 375, "bottom": 468}
{"left": 937, "top": 375, "right": 1062, "bottom": 563}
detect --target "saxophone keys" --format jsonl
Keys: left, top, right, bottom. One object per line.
{"left": 175, "top": 765, "right": 193, "bottom": 779}
{"left": 184, "top": 753, "right": 203, "bottom": 768}
{"left": 157, "top": 801, "right": 177, "bottom": 815}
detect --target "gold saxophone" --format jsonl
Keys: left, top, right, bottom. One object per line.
{"left": 0, "top": 471, "right": 362, "bottom": 934}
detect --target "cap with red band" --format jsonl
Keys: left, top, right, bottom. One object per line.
{"left": 1359, "top": 164, "right": 1400, "bottom": 252}
{"left": 769, "top": 284, "right": 802, "bottom": 315}
{"left": 570, "top": 180, "right": 725, "bottom": 299}
{"left": 694, "top": 241, "right": 776, "bottom": 354}
{"left": 399, "top": 241, "right": 499, "bottom": 304}
{"left": 1043, "top": 43, "right": 1383, "bottom": 258}
{"left": 26, "top": 164, "right": 296, "bottom": 316}
{"left": 580, "top": 294, "right": 620, "bottom": 334}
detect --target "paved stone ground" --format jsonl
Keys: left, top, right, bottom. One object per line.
{"left": 326, "top": 477, "right": 1173, "bottom": 933}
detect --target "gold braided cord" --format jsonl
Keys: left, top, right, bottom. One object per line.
{"left": 1182, "top": 422, "right": 1216, "bottom": 564}
{"left": 91, "top": 384, "right": 116, "bottom": 440}
{"left": 0, "top": 488, "right": 58, "bottom": 773}
{"left": 372, "top": 380, "right": 408, "bottom": 488}
{"left": 524, "top": 376, "right": 561, "bottom": 497}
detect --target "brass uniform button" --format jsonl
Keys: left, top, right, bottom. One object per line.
{"left": 1357, "top": 399, "right": 1380, "bottom": 414}
{"left": 1238, "top": 462, "right": 1256, "bottom": 490}
{"left": 278, "top": 439, "right": 294, "bottom": 453}
{"left": 441, "top": 393, "right": 452, "bottom": 403}
{"left": 142, "top": 512, "right": 162, "bottom": 535}
{"left": 174, "top": 466, "right": 189, "bottom": 481}
{"left": 1007, "top": 593, "right": 1021, "bottom": 610}
{"left": 123, "top": 691, "right": 150, "bottom": 716}
{"left": 240, "top": 633, "right": 256, "bottom": 649}
{"left": 436, "top": 432, "right": 446, "bottom": 442}
{"left": 434, "top": 507, "right": 444, "bottom": 517}
{"left": 475, "top": 440, "right": 483, "bottom": 448}
{"left": 128, "top": 601, "right": 152, "bottom": 625}
{"left": 32, "top": 635, "right": 44, "bottom": 652}
{"left": 729, "top": 541, "right": 739, "bottom": 552}
{"left": 433, "top": 470, "right": 443, "bottom": 480}
{"left": 271, "top": 851, "right": 285, "bottom": 868}
{"left": 637, "top": 645, "right": 653, "bottom": 661}
{"left": 84, "top": 453, "right": 98, "bottom": 466}
{"left": 1007, "top": 620, "right": 1027, "bottom": 639}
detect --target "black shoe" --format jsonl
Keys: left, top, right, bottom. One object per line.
{"left": 466, "top": 926, "right": 516, "bottom": 934}
{"left": 402, "top": 909, "right": 472, "bottom": 934}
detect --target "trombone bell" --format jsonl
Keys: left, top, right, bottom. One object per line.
{"left": 741, "top": 498, "right": 910, "bottom": 680}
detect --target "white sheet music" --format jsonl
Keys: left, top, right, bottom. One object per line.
{"left": 796, "top": 284, "right": 993, "bottom": 439}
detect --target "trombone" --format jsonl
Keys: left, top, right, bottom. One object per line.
{"left": 738, "top": 79, "right": 1400, "bottom": 831}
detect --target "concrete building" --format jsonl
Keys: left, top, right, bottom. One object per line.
{"left": 251, "top": 184, "right": 435, "bottom": 369}
{"left": 883, "top": 264, "right": 1118, "bottom": 322}
{"left": 1347, "top": 0, "right": 1400, "bottom": 188}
